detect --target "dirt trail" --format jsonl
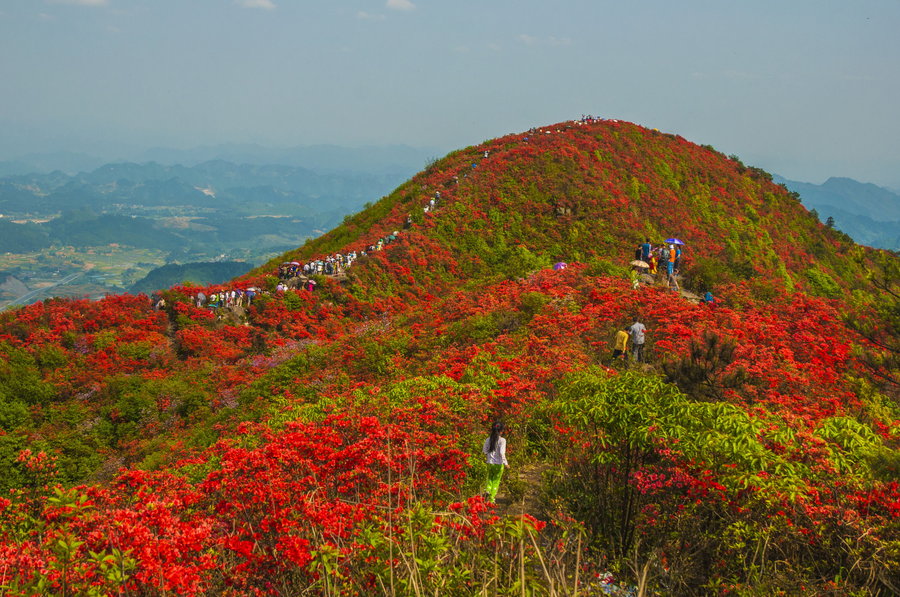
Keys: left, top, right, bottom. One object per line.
{"left": 495, "top": 462, "right": 549, "bottom": 517}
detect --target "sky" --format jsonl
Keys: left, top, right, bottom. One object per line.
{"left": 1, "top": 0, "right": 899, "bottom": 187}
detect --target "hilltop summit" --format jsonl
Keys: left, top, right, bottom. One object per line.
{"left": 264, "top": 119, "right": 862, "bottom": 301}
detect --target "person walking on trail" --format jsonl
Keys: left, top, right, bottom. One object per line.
{"left": 668, "top": 263, "right": 680, "bottom": 292}
{"left": 629, "top": 318, "right": 647, "bottom": 363}
{"left": 666, "top": 244, "right": 680, "bottom": 291}
{"left": 482, "top": 421, "right": 508, "bottom": 503}
{"left": 612, "top": 326, "right": 630, "bottom": 362}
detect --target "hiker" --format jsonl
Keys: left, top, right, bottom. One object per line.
{"left": 675, "top": 244, "right": 683, "bottom": 274}
{"left": 702, "top": 291, "right": 716, "bottom": 305}
{"left": 612, "top": 326, "right": 630, "bottom": 362}
{"left": 668, "top": 270, "right": 680, "bottom": 292}
{"left": 628, "top": 318, "right": 647, "bottom": 363}
{"left": 665, "top": 245, "right": 678, "bottom": 288}
{"left": 640, "top": 238, "right": 652, "bottom": 262}
{"left": 482, "top": 421, "right": 508, "bottom": 503}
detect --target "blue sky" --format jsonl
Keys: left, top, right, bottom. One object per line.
{"left": 2, "top": 0, "right": 899, "bottom": 186}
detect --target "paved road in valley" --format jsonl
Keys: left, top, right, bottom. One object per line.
{"left": 2, "top": 270, "right": 85, "bottom": 309}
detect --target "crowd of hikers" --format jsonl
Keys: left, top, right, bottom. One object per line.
{"left": 630, "top": 237, "right": 684, "bottom": 291}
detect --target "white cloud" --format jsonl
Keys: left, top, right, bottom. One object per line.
{"left": 234, "top": 0, "right": 276, "bottom": 9}
{"left": 48, "top": 0, "right": 108, "bottom": 6}
{"left": 357, "top": 11, "right": 385, "bottom": 21}
{"left": 386, "top": 0, "right": 415, "bottom": 10}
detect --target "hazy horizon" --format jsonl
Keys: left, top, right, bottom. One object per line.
{"left": 2, "top": 1, "right": 899, "bottom": 187}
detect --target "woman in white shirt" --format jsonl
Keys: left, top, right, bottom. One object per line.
{"left": 482, "top": 421, "right": 508, "bottom": 503}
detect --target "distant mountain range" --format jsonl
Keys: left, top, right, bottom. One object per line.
{"left": 0, "top": 159, "right": 422, "bottom": 243}
{"left": 0, "top": 143, "right": 437, "bottom": 177}
{"left": 0, "top": 150, "right": 436, "bottom": 306}
{"left": 774, "top": 175, "right": 900, "bottom": 250}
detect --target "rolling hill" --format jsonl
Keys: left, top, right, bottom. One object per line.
{"left": 0, "top": 119, "right": 897, "bottom": 595}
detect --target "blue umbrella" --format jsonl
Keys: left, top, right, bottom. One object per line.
{"left": 665, "top": 238, "right": 685, "bottom": 245}
{"left": 553, "top": 262, "right": 567, "bottom": 271}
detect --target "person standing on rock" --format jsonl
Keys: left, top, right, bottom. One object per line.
{"left": 482, "top": 421, "right": 508, "bottom": 503}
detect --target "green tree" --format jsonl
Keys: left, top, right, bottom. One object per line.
{"left": 662, "top": 332, "right": 749, "bottom": 401}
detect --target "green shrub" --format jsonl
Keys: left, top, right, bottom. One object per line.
{"left": 584, "top": 258, "right": 628, "bottom": 278}
{"left": 804, "top": 267, "right": 842, "bottom": 299}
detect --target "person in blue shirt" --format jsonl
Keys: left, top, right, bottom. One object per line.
{"left": 640, "top": 238, "right": 652, "bottom": 262}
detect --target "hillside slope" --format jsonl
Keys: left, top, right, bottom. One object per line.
{"left": 0, "top": 120, "right": 897, "bottom": 595}
{"left": 261, "top": 120, "right": 864, "bottom": 304}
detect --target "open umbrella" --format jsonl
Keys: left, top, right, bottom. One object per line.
{"left": 665, "top": 238, "right": 684, "bottom": 245}
{"left": 630, "top": 260, "right": 649, "bottom": 268}
{"left": 290, "top": 261, "right": 301, "bottom": 265}
{"left": 553, "top": 262, "right": 567, "bottom": 271}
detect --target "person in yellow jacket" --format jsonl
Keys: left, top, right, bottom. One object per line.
{"left": 612, "top": 326, "right": 630, "bottom": 361}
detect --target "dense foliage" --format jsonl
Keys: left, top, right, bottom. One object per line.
{"left": 0, "top": 120, "right": 897, "bottom": 595}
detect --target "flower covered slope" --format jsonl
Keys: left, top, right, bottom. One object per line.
{"left": 0, "top": 119, "right": 897, "bottom": 595}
